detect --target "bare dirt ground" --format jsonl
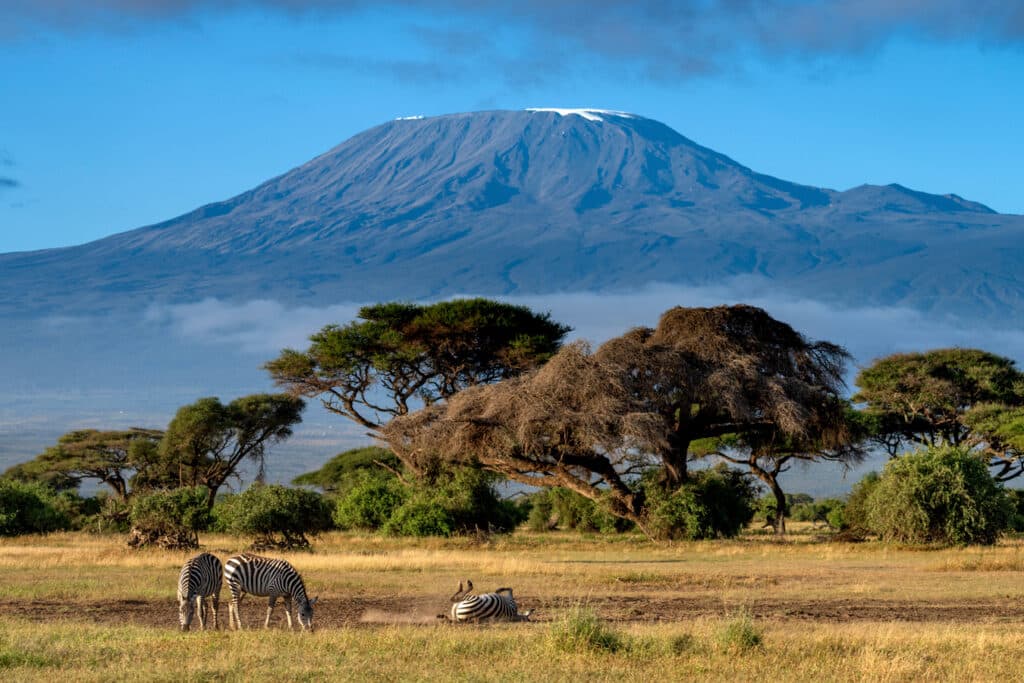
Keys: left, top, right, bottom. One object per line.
{"left": 5, "top": 594, "right": 1022, "bottom": 630}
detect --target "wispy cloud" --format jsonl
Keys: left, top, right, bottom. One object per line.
{"left": 0, "top": 177, "right": 19, "bottom": 191}
{"left": 4, "top": 1, "right": 1022, "bottom": 78}
{"left": 294, "top": 52, "right": 468, "bottom": 85}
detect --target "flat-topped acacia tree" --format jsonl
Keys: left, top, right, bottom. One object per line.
{"left": 4, "top": 428, "right": 165, "bottom": 500}
{"left": 264, "top": 298, "right": 570, "bottom": 474}
{"left": 854, "top": 348, "right": 1024, "bottom": 480}
{"left": 382, "top": 305, "right": 854, "bottom": 535}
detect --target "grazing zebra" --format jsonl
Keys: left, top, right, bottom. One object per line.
{"left": 449, "top": 580, "right": 532, "bottom": 622}
{"left": 177, "top": 552, "right": 223, "bottom": 632}
{"left": 224, "top": 554, "right": 318, "bottom": 631}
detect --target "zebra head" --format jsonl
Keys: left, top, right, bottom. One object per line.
{"left": 178, "top": 594, "right": 195, "bottom": 631}
{"left": 515, "top": 609, "right": 533, "bottom": 622}
{"left": 449, "top": 579, "right": 474, "bottom": 602}
{"left": 298, "top": 596, "right": 318, "bottom": 631}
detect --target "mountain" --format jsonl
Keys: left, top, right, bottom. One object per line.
{"left": 2, "top": 108, "right": 1022, "bottom": 322}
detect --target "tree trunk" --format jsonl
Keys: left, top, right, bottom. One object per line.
{"left": 770, "top": 478, "right": 787, "bottom": 535}
{"left": 661, "top": 433, "right": 690, "bottom": 487}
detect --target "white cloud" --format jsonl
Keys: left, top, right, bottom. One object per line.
{"left": 145, "top": 298, "right": 364, "bottom": 354}
{"left": 149, "top": 283, "right": 1024, "bottom": 371}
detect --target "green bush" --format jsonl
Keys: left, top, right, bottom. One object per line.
{"left": 333, "top": 470, "right": 407, "bottom": 530}
{"left": 0, "top": 480, "right": 70, "bottom": 536}
{"left": 526, "top": 487, "right": 632, "bottom": 533}
{"left": 127, "top": 487, "right": 210, "bottom": 549}
{"left": 865, "top": 445, "right": 1012, "bottom": 545}
{"left": 644, "top": 465, "right": 756, "bottom": 540}
{"left": 380, "top": 467, "right": 527, "bottom": 537}
{"left": 382, "top": 502, "right": 454, "bottom": 537}
{"left": 838, "top": 471, "right": 881, "bottom": 538}
{"left": 756, "top": 492, "right": 814, "bottom": 523}
{"left": 213, "top": 484, "right": 333, "bottom": 549}
{"left": 789, "top": 497, "right": 846, "bottom": 528}
{"left": 50, "top": 491, "right": 103, "bottom": 531}
{"left": 293, "top": 446, "right": 401, "bottom": 494}
{"left": 1006, "top": 489, "right": 1024, "bottom": 532}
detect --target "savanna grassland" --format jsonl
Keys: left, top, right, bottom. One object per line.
{"left": 3, "top": 527, "right": 1024, "bottom": 682}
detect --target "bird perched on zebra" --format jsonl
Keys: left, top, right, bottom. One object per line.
{"left": 447, "top": 579, "right": 532, "bottom": 622}
{"left": 177, "top": 552, "right": 223, "bottom": 632}
{"left": 224, "top": 553, "right": 318, "bottom": 631}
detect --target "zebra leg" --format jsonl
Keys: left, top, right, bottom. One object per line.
{"left": 231, "top": 594, "right": 244, "bottom": 630}
{"left": 196, "top": 595, "right": 206, "bottom": 630}
{"left": 211, "top": 593, "right": 220, "bottom": 630}
{"left": 284, "top": 597, "right": 293, "bottom": 630}
{"left": 265, "top": 596, "right": 277, "bottom": 629}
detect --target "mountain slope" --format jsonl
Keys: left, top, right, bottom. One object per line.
{"left": 2, "top": 108, "right": 1022, "bottom": 321}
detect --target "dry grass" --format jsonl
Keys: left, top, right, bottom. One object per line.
{"left": 3, "top": 529, "right": 1024, "bottom": 680}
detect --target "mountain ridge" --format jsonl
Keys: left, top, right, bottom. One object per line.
{"left": 2, "top": 108, "right": 1021, "bottom": 323}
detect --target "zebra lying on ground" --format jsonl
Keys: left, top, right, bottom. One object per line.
{"left": 177, "top": 552, "right": 223, "bottom": 632}
{"left": 447, "top": 579, "right": 532, "bottom": 622}
{"left": 224, "top": 553, "right": 318, "bottom": 631}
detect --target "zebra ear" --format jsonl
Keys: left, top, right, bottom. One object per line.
{"left": 309, "top": 597, "right": 319, "bottom": 606}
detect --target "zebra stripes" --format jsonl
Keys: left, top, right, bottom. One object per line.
{"left": 449, "top": 581, "right": 532, "bottom": 622}
{"left": 177, "top": 552, "right": 223, "bottom": 631}
{"left": 224, "top": 553, "right": 318, "bottom": 631}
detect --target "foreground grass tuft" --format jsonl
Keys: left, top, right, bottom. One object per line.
{"left": 715, "top": 610, "right": 762, "bottom": 652}
{"left": 548, "top": 605, "right": 625, "bottom": 653}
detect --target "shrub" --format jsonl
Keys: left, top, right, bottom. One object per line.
{"left": 333, "top": 470, "right": 407, "bottom": 530}
{"left": 50, "top": 491, "right": 103, "bottom": 531}
{"left": 526, "top": 487, "right": 633, "bottom": 533}
{"left": 644, "top": 465, "right": 756, "bottom": 540}
{"left": 382, "top": 466, "right": 526, "bottom": 537}
{"left": 865, "top": 445, "right": 1012, "bottom": 545}
{"left": 213, "top": 484, "right": 333, "bottom": 549}
{"left": 382, "top": 502, "right": 454, "bottom": 537}
{"left": 293, "top": 446, "right": 401, "bottom": 494}
{"left": 0, "top": 480, "right": 70, "bottom": 535}
{"left": 1006, "top": 489, "right": 1024, "bottom": 532}
{"left": 788, "top": 497, "right": 846, "bottom": 528}
{"left": 127, "top": 487, "right": 210, "bottom": 549}
{"left": 838, "top": 471, "right": 881, "bottom": 538}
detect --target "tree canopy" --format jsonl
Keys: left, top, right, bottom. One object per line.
{"left": 264, "top": 299, "right": 570, "bottom": 446}
{"left": 3, "top": 429, "right": 164, "bottom": 500}
{"left": 383, "top": 305, "right": 854, "bottom": 535}
{"left": 854, "top": 348, "right": 1024, "bottom": 479}
{"left": 159, "top": 394, "right": 305, "bottom": 508}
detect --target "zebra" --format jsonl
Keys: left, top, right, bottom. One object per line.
{"left": 224, "top": 553, "right": 318, "bottom": 631}
{"left": 177, "top": 552, "right": 223, "bottom": 632}
{"left": 448, "top": 580, "right": 532, "bottom": 622}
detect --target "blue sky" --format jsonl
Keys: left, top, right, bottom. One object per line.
{"left": 1, "top": 1, "right": 1022, "bottom": 254}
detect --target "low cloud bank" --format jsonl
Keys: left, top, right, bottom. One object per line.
{"left": 149, "top": 283, "right": 1024, "bottom": 370}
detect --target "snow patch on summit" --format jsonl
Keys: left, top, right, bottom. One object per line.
{"left": 525, "top": 108, "right": 635, "bottom": 122}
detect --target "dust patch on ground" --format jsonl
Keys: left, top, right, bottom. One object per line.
{"left": 5, "top": 595, "right": 1023, "bottom": 630}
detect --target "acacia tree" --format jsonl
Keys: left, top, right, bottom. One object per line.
{"left": 854, "top": 348, "right": 1024, "bottom": 479}
{"left": 4, "top": 429, "right": 164, "bottom": 500}
{"left": 383, "top": 305, "right": 853, "bottom": 536}
{"left": 265, "top": 298, "right": 570, "bottom": 473}
{"left": 692, "top": 412, "right": 865, "bottom": 534}
{"left": 159, "top": 394, "right": 305, "bottom": 509}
